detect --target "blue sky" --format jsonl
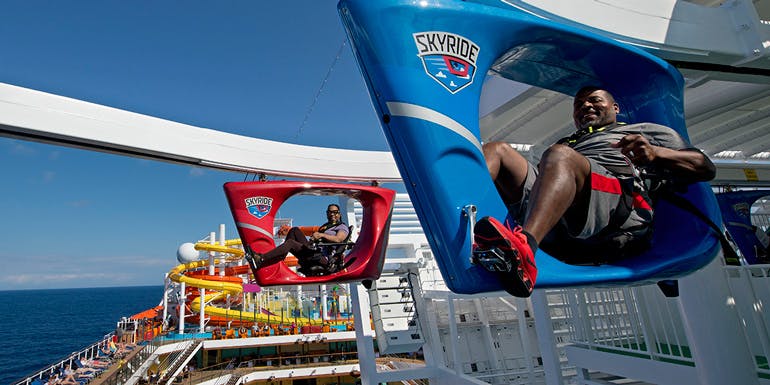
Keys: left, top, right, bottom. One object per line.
{"left": 0, "top": 1, "right": 394, "bottom": 290}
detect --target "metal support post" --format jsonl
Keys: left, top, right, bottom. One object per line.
{"left": 447, "top": 296, "right": 463, "bottom": 374}
{"left": 677, "top": 254, "right": 758, "bottom": 385}
{"left": 350, "top": 282, "right": 377, "bottom": 385}
{"left": 179, "top": 281, "right": 186, "bottom": 334}
{"left": 531, "top": 289, "right": 564, "bottom": 385}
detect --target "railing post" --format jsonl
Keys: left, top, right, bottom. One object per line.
{"left": 678, "top": 254, "right": 758, "bottom": 385}
{"left": 515, "top": 297, "right": 535, "bottom": 384}
{"left": 179, "top": 281, "right": 186, "bottom": 334}
{"left": 630, "top": 287, "right": 657, "bottom": 359}
{"left": 731, "top": 265, "right": 770, "bottom": 375}
{"left": 446, "top": 296, "right": 462, "bottom": 374}
{"left": 350, "top": 282, "right": 377, "bottom": 385}
{"left": 531, "top": 289, "right": 563, "bottom": 385}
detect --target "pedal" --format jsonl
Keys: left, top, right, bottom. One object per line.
{"left": 472, "top": 247, "right": 515, "bottom": 273}
{"left": 245, "top": 257, "right": 259, "bottom": 274}
{"left": 243, "top": 245, "right": 262, "bottom": 271}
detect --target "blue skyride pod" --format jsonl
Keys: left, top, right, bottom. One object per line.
{"left": 339, "top": 0, "right": 721, "bottom": 294}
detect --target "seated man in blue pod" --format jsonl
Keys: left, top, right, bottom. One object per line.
{"left": 474, "top": 86, "right": 716, "bottom": 298}
{"left": 246, "top": 204, "right": 351, "bottom": 276}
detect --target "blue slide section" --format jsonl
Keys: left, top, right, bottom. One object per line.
{"left": 339, "top": 0, "right": 721, "bottom": 294}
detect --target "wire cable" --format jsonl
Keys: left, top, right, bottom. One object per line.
{"left": 294, "top": 39, "right": 347, "bottom": 140}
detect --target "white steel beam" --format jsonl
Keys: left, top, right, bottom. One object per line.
{"left": 0, "top": 82, "right": 400, "bottom": 182}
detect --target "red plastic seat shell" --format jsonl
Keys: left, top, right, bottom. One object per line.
{"left": 223, "top": 181, "right": 395, "bottom": 286}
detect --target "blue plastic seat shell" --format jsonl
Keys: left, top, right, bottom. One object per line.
{"left": 339, "top": 0, "right": 722, "bottom": 293}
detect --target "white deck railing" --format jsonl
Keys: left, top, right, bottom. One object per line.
{"left": 725, "top": 263, "right": 770, "bottom": 378}
{"left": 556, "top": 263, "right": 770, "bottom": 378}
{"left": 554, "top": 285, "right": 695, "bottom": 366}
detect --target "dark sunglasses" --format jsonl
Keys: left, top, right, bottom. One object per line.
{"left": 327, "top": 210, "right": 340, "bottom": 214}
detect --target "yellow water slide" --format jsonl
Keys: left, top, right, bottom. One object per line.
{"left": 194, "top": 240, "right": 244, "bottom": 261}
{"left": 168, "top": 243, "right": 325, "bottom": 324}
{"left": 168, "top": 259, "right": 242, "bottom": 294}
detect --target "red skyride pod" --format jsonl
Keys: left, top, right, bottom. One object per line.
{"left": 223, "top": 181, "right": 395, "bottom": 286}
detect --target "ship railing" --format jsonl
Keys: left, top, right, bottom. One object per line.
{"left": 180, "top": 359, "right": 235, "bottom": 384}
{"left": 466, "top": 366, "right": 545, "bottom": 384}
{"left": 555, "top": 285, "right": 695, "bottom": 366}
{"left": 189, "top": 350, "right": 358, "bottom": 384}
{"left": 378, "top": 358, "right": 430, "bottom": 384}
{"left": 432, "top": 351, "right": 545, "bottom": 384}
{"left": 152, "top": 339, "right": 197, "bottom": 383}
{"left": 414, "top": 248, "right": 450, "bottom": 294}
{"left": 124, "top": 341, "right": 364, "bottom": 384}
{"left": 724, "top": 263, "right": 770, "bottom": 377}
{"left": 184, "top": 350, "right": 362, "bottom": 385}
{"left": 236, "top": 350, "right": 360, "bottom": 369}
{"left": 98, "top": 341, "right": 158, "bottom": 385}
{"left": 114, "top": 330, "right": 212, "bottom": 383}
{"left": 12, "top": 331, "right": 116, "bottom": 385}
{"left": 152, "top": 331, "right": 211, "bottom": 346}
{"left": 555, "top": 263, "right": 770, "bottom": 377}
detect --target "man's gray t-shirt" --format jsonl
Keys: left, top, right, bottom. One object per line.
{"left": 560, "top": 122, "right": 690, "bottom": 177}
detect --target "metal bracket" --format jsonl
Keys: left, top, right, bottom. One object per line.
{"left": 462, "top": 204, "right": 477, "bottom": 263}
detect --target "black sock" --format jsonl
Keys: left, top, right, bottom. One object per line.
{"left": 522, "top": 230, "right": 539, "bottom": 255}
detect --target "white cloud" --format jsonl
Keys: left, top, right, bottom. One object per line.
{"left": 0, "top": 257, "right": 170, "bottom": 289}
{"left": 189, "top": 167, "right": 205, "bottom": 177}
{"left": 0, "top": 272, "right": 132, "bottom": 285}
{"left": 42, "top": 170, "right": 56, "bottom": 183}
{"left": 7, "top": 140, "right": 38, "bottom": 156}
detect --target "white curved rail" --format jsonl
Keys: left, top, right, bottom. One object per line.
{"left": 0, "top": 82, "right": 401, "bottom": 182}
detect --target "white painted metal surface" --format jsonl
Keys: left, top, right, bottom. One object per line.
{"left": 0, "top": 82, "right": 401, "bottom": 182}
{"left": 503, "top": 0, "right": 770, "bottom": 68}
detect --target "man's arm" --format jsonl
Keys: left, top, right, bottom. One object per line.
{"left": 312, "top": 226, "right": 349, "bottom": 243}
{"left": 612, "top": 133, "right": 716, "bottom": 182}
{"left": 648, "top": 146, "right": 716, "bottom": 182}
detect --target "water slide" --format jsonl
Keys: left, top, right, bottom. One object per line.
{"left": 168, "top": 243, "right": 327, "bottom": 325}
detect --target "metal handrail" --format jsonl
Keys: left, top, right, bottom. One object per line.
{"left": 13, "top": 332, "right": 116, "bottom": 385}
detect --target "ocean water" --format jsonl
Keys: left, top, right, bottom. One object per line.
{"left": 0, "top": 286, "right": 162, "bottom": 385}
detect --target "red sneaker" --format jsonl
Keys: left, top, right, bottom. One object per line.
{"left": 474, "top": 216, "right": 537, "bottom": 297}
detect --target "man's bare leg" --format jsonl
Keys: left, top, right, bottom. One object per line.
{"left": 523, "top": 144, "right": 592, "bottom": 243}
{"left": 482, "top": 142, "right": 531, "bottom": 205}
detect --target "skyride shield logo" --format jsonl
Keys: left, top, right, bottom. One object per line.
{"left": 245, "top": 196, "right": 273, "bottom": 219}
{"left": 413, "top": 31, "right": 480, "bottom": 94}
